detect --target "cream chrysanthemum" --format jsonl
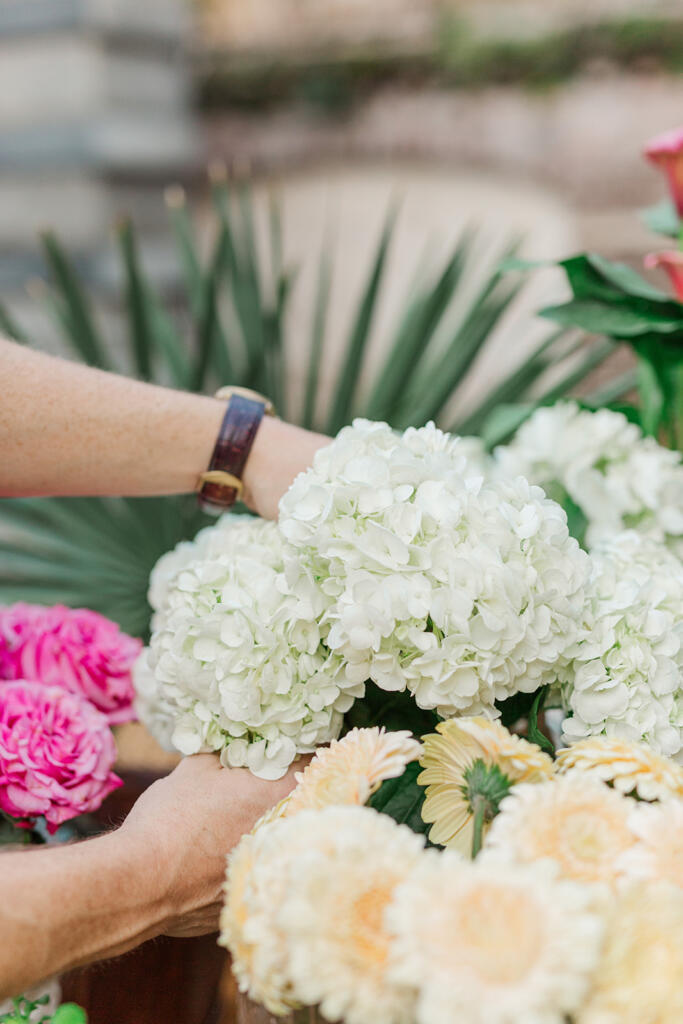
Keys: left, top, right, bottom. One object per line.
{"left": 282, "top": 727, "right": 422, "bottom": 816}
{"left": 483, "top": 774, "right": 637, "bottom": 884}
{"left": 388, "top": 854, "right": 603, "bottom": 1024}
{"left": 577, "top": 883, "right": 683, "bottom": 1024}
{"left": 219, "top": 817, "right": 312, "bottom": 1014}
{"left": 274, "top": 806, "right": 425, "bottom": 1024}
{"left": 419, "top": 717, "right": 554, "bottom": 853}
{"left": 617, "top": 799, "right": 683, "bottom": 888}
{"left": 555, "top": 736, "right": 683, "bottom": 802}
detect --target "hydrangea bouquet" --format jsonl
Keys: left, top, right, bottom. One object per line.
{"left": 135, "top": 126, "right": 683, "bottom": 1024}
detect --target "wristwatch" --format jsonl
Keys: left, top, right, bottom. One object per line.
{"left": 197, "top": 386, "right": 275, "bottom": 515}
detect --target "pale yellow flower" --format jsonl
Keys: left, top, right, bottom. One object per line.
{"left": 219, "top": 819, "right": 311, "bottom": 1014}
{"left": 556, "top": 736, "right": 683, "bottom": 802}
{"left": 275, "top": 806, "right": 425, "bottom": 1024}
{"left": 483, "top": 774, "right": 637, "bottom": 885}
{"left": 282, "top": 726, "right": 422, "bottom": 817}
{"left": 419, "top": 716, "right": 553, "bottom": 852}
{"left": 388, "top": 854, "right": 603, "bottom": 1024}
{"left": 577, "top": 883, "right": 683, "bottom": 1024}
{"left": 618, "top": 799, "right": 683, "bottom": 888}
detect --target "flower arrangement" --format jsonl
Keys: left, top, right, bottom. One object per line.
{"left": 0, "top": 604, "right": 140, "bottom": 725}
{"left": 140, "top": 419, "right": 596, "bottom": 778}
{"left": 218, "top": 724, "right": 682, "bottom": 1024}
{"left": 0, "top": 604, "right": 139, "bottom": 838}
{"left": 0, "top": 681, "right": 121, "bottom": 834}
{"left": 131, "top": 124, "right": 683, "bottom": 1023}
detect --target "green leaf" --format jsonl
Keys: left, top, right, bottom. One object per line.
{"left": 452, "top": 328, "right": 573, "bottom": 436}
{"left": 580, "top": 253, "right": 670, "bottom": 303}
{"left": 496, "top": 690, "right": 541, "bottom": 730}
{"left": 0, "top": 303, "right": 29, "bottom": 344}
{"left": 52, "top": 1005, "right": 88, "bottom": 1024}
{"left": 540, "top": 299, "right": 683, "bottom": 338}
{"left": 368, "top": 761, "right": 430, "bottom": 837}
{"left": 364, "top": 233, "right": 471, "bottom": 422}
{"left": 302, "top": 245, "right": 332, "bottom": 430}
{"left": 117, "top": 219, "right": 153, "bottom": 380}
{"left": 636, "top": 356, "right": 667, "bottom": 436}
{"left": 583, "top": 368, "right": 638, "bottom": 408}
{"left": 641, "top": 199, "right": 680, "bottom": 238}
{"left": 166, "top": 185, "right": 204, "bottom": 319}
{"left": 480, "top": 402, "right": 536, "bottom": 448}
{"left": 397, "top": 273, "right": 522, "bottom": 428}
{"left": 41, "top": 232, "right": 110, "bottom": 369}
{"left": 326, "top": 205, "right": 398, "bottom": 433}
{"left": 527, "top": 686, "right": 555, "bottom": 755}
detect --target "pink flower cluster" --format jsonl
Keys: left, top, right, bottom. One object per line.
{"left": 0, "top": 603, "right": 141, "bottom": 832}
{"left": 0, "top": 681, "right": 121, "bottom": 833}
{"left": 0, "top": 604, "right": 141, "bottom": 725}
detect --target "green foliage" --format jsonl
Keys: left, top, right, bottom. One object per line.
{"left": 200, "top": 17, "right": 683, "bottom": 111}
{"left": 368, "top": 761, "right": 431, "bottom": 838}
{"left": 0, "top": 997, "right": 85, "bottom": 1024}
{"left": 526, "top": 686, "right": 555, "bottom": 755}
{"left": 539, "top": 252, "right": 683, "bottom": 445}
{"left": 0, "top": 184, "right": 606, "bottom": 636}
{"left": 642, "top": 199, "right": 680, "bottom": 238}
{"left": 344, "top": 682, "right": 439, "bottom": 738}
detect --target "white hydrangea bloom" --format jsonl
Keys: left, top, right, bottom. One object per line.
{"left": 132, "top": 646, "right": 177, "bottom": 753}
{"left": 280, "top": 419, "right": 589, "bottom": 718}
{"left": 559, "top": 532, "right": 683, "bottom": 763}
{"left": 387, "top": 853, "right": 603, "bottom": 1024}
{"left": 495, "top": 402, "right": 683, "bottom": 553}
{"left": 147, "top": 513, "right": 263, "bottom": 627}
{"left": 144, "top": 518, "right": 362, "bottom": 779}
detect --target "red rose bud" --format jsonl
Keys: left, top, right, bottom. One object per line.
{"left": 644, "top": 250, "right": 683, "bottom": 302}
{"left": 644, "top": 127, "right": 683, "bottom": 217}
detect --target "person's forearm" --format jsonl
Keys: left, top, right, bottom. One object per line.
{"left": 0, "top": 831, "right": 169, "bottom": 1000}
{"left": 0, "top": 339, "right": 224, "bottom": 499}
{"left": 0, "top": 337, "right": 327, "bottom": 517}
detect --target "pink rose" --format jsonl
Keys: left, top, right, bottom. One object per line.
{"left": 0, "top": 681, "right": 121, "bottom": 833}
{"left": 644, "top": 250, "right": 683, "bottom": 302}
{"left": 644, "top": 127, "right": 683, "bottom": 216}
{"left": 0, "top": 604, "right": 141, "bottom": 724}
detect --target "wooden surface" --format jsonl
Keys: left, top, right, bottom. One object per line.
{"left": 62, "top": 935, "right": 228, "bottom": 1024}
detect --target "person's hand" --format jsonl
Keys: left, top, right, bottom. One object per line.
{"left": 242, "top": 419, "right": 330, "bottom": 520}
{"left": 119, "top": 753, "right": 307, "bottom": 937}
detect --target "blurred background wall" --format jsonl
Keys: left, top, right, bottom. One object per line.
{"left": 2, "top": 0, "right": 683, "bottom": 397}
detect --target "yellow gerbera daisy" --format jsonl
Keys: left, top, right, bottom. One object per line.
{"left": 419, "top": 716, "right": 554, "bottom": 853}
{"left": 282, "top": 727, "right": 422, "bottom": 817}
{"left": 483, "top": 773, "right": 637, "bottom": 885}
{"left": 577, "top": 884, "right": 683, "bottom": 1024}
{"left": 555, "top": 736, "right": 683, "bottom": 802}
{"left": 618, "top": 799, "right": 683, "bottom": 888}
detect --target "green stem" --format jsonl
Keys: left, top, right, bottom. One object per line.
{"left": 471, "top": 795, "right": 486, "bottom": 860}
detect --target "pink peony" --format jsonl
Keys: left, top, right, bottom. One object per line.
{"left": 0, "top": 604, "right": 141, "bottom": 725}
{"left": 644, "top": 127, "right": 683, "bottom": 216}
{"left": 644, "top": 250, "right": 683, "bottom": 302}
{"left": 0, "top": 681, "right": 121, "bottom": 833}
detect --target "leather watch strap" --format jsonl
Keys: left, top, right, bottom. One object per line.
{"left": 197, "top": 390, "right": 272, "bottom": 514}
